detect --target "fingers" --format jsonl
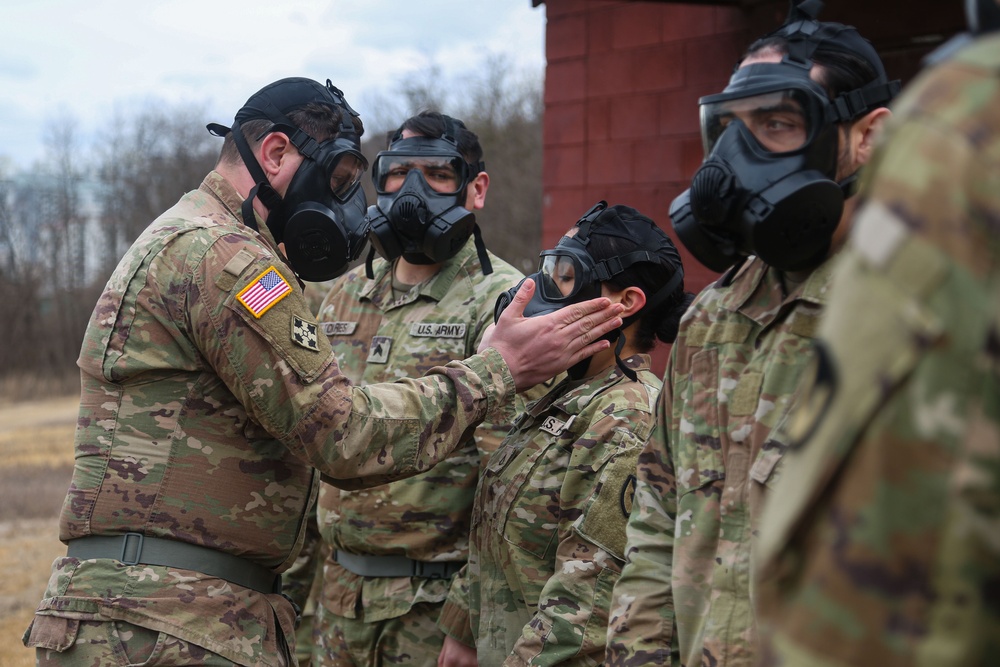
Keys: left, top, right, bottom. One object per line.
{"left": 564, "top": 299, "right": 623, "bottom": 350}
{"left": 556, "top": 292, "right": 612, "bottom": 324}
{"left": 497, "top": 278, "right": 535, "bottom": 322}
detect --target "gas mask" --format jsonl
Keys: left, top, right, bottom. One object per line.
{"left": 366, "top": 116, "right": 493, "bottom": 275}
{"left": 670, "top": 3, "right": 900, "bottom": 273}
{"left": 207, "top": 78, "right": 370, "bottom": 282}
{"left": 968, "top": 0, "right": 1000, "bottom": 33}
{"left": 494, "top": 201, "right": 684, "bottom": 381}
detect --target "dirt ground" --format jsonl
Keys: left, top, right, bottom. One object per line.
{"left": 0, "top": 395, "right": 78, "bottom": 667}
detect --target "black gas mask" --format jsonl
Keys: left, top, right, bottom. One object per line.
{"left": 365, "top": 116, "right": 493, "bottom": 276}
{"left": 968, "top": 0, "right": 1000, "bottom": 33}
{"left": 670, "top": 2, "right": 900, "bottom": 273}
{"left": 494, "top": 201, "right": 684, "bottom": 382}
{"left": 207, "top": 77, "right": 370, "bottom": 282}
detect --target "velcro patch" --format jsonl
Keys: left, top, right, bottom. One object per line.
{"left": 410, "top": 322, "right": 467, "bottom": 338}
{"left": 367, "top": 336, "right": 392, "bottom": 364}
{"left": 292, "top": 316, "right": 320, "bottom": 351}
{"left": 237, "top": 266, "right": 292, "bottom": 318}
{"left": 321, "top": 321, "right": 358, "bottom": 336}
{"left": 539, "top": 416, "right": 567, "bottom": 436}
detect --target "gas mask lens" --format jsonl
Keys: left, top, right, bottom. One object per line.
{"left": 374, "top": 153, "right": 468, "bottom": 195}
{"left": 538, "top": 252, "right": 592, "bottom": 301}
{"left": 701, "top": 89, "right": 814, "bottom": 155}
{"left": 328, "top": 152, "right": 366, "bottom": 201}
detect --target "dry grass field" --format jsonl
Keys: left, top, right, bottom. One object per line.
{"left": 0, "top": 395, "right": 77, "bottom": 667}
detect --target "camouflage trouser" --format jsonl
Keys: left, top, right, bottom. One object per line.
{"left": 26, "top": 616, "right": 245, "bottom": 666}
{"left": 312, "top": 601, "right": 445, "bottom": 667}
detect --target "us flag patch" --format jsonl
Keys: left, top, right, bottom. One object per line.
{"left": 237, "top": 266, "right": 292, "bottom": 318}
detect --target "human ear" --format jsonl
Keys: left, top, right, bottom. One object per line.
{"left": 618, "top": 286, "right": 647, "bottom": 319}
{"left": 465, "top": 171, "right": 490, "bottom": 210}
{"left": 852, "top": 107, "right": 891, "bottom": 168}
{"left": 258, "top": 132, "right": 292, "bottom": 177}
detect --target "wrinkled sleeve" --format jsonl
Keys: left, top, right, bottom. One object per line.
{"left": 187, "top": 236, "right": 517, "bottom": 488}
{"left": 438, "top": 562, "right": 477, "bottom": 647}
{"left": 606, "top": 373, "right": 678, "bottom": 665}
{"left": 506, "top": 411, "right": 647, "bottom": 666}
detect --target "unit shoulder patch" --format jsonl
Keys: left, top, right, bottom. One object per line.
{"left": 292, "top": 315, "right": 320, "bottom": 352}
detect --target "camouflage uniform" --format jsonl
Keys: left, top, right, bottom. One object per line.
{"left": 756, "top": 34, "right": 1000, "bottom": 667}
{"left": 306, "top": 238, "right": 527, "bottom": 666}
{"left": 21, "top": 171, "right": 516, "bottom": 667}
{"left": 459, "top": 354, "right": 660, "bottom": 666}
{"left": 606, "top": 256, "right": 836, "bottom": 666}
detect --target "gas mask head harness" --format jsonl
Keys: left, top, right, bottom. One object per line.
{"left": 967, "top": 0, "right": 1000, "bottom": 34}
{"left": 365, "top": 114, "right": 493, "bottom": 278}
{"left": 670, "top": 0, "right": 900, "bottom": 273}
{"left": 207, "top": 77, "right": 369, "bottom": 282}
{"left": 494, "top": 201, "right": 685, "bottom": 382}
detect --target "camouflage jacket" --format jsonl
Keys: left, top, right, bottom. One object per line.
{"left": 25, "top": 172, "right": 515, "bottom": 667}
{"left": 606, "top": 255, "right": 836, "bottom": 667}
{"left": 310, "top": 238, "right": 528, "bottom": 622}
{"left": 463, "top": 354, "right": 661, "bottom": 666}
{"left": 756, "top": 34, "right": 1000, "bottom": 667}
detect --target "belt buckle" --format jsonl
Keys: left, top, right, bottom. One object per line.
{"left": 120, "top": 532, "right": 144, "bottom": 565}
{"left": 412, "top": 561, "right": 443, "bottom": 580}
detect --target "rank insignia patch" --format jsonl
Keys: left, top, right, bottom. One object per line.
{"left": 237, "top": 266, "right": 291, "bottom": 318}
{"left": 292, "top": 316, "right": 320, "bottom": 351}
{"left": 367, "top": 336, "right": 392, "bottom": 364}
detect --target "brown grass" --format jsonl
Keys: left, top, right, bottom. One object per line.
{"left": 0, "top": 394, "right": 77, "bottom": 667}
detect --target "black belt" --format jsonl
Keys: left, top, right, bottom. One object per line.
{"left": 333, "top": 550, "right": 463, "bottom": 580}
{"left": 67, "top": 533, "right": 281, "bottom": 595}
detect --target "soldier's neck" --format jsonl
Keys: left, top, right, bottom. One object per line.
{"left": 394, "top": 257, "right": 442, "bottom": 286}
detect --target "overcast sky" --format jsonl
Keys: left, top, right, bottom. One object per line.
{"left": 0, "top": 0, "right": 546, "bottom": 172}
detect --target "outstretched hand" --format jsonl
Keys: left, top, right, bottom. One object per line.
{"left": 487, "top": 278, "right": 623, "bottom": 392}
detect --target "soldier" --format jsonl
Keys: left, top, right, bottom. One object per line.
{"left": 755, "top": 2, "right": 1000, "bottom": 665}
{"left": 445, "top": 202, "right": 693, "bottom": 666}
{"left": 605, "top": 3, "right": 898, "bottom": 665}
{"left": 21, "top": 77, "right": 624, "bottom": 667}
{"left": 294, "top": 111, "right": 542, "bottom": 667}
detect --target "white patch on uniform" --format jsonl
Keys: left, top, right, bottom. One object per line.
{"left": 514, "top": 507, "right": 537, "bottom": 522}
{"left": 562, "top": 559, "right": 596, "bottom": 574}
{"left": 677, "top": 467, "right": 696, "bottom": 487}
{"left": 680, "top": 418, "right": 696, "bottom": 434}
{"left": 755, "top": 398, "right": 776, "bottom": 421}
{"left": 731, "top": 424, "right": 753, "bottom": 443}
{"left": 915, "top": 388, "right": 965, "bottom": 439}
{"left": 410, "top": 322, "right": 467, "bottom": 338}
{"left": 367, "top": 336, "right": 392, "bottom": 364}
{"left": 852, "top": 201, "right": 907, "bottom": 268}
{"left": 719, "top": 377, "right": 738, "bottom": 402}
{"left": 676, "top": 509, "right": 694, "bottom": 538}
{"left": 321, "top": 321, "right": 357, "bottom": 336}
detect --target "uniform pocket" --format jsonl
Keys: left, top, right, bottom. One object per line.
{"left": 481, "top": 435, "right": 569, "bottom": 561}
{"left": 674, "top": 347, "right": 726, "bottom": 496}
{"left": 22, "top": 614, "right": 80, "bottom": 652}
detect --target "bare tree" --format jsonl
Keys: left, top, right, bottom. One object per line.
{"left": 94, "top": 101, "right": 219, "bottom": 272}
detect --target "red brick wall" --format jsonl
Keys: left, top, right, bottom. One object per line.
{"left": 537, "top": 0, "right": 964, "bottom": 375}
{"left": 541, "top": 0, "right": 749, "bottom": 373}
{"left": 542, "top": 1, "right": 746, "bottom": 288}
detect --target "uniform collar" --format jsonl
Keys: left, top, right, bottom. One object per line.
{"left": 359, "top": 236, "right": 482, "bottom": 307}
{"left": 721, "top": 254, "right": 838, "bottom": 326}
{"left": 527, "top": 353, "right": 652, "bottom": 419}
{"left": 200, "top": 170, "right": 281, "bottom": 255}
